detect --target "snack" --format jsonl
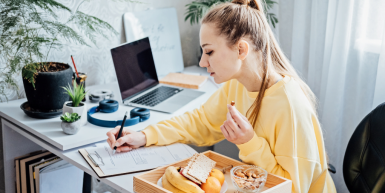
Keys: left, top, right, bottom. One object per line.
{"left": 165, "top": 166, "right": 204, "bottom": 193}
{"left": 162, "top": 153, "right": 220, "bottom": 193}
{"left": 231, "top": 101, "right": 235, "bottom": 106}
{"left": 230, "top": 165, "right": 267, "bottom": 193}
{"left": 200, "top": 176, "right": 221, "bottom": 193}
{"left": 162, "top": 173, "right": 185, "bottom": 193}
{"left": 210, "top": 168, "right": 225, "bottom": 185}
{"left": 182, "top": 153, "right": 216, "bottom": 184}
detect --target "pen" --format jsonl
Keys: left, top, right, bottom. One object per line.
{"left": 113, "top": 111, "right": 128, "bottom": 154}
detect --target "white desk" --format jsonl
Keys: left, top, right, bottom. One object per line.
{"left": 0, "top": 66, "right": 220, "bottom": 193}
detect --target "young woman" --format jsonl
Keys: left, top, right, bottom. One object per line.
{"left": 107, "top": 0, "right": 336, "bottom": 192}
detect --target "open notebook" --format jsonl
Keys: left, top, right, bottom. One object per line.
{"left": 79, "top": 142, "right": 196, "bottom": 178}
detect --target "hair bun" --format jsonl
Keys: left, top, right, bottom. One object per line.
{"left": 231, "top": 0, "right": 261, "bottom": 11}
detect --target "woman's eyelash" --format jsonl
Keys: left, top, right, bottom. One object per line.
{"left": 206, "top": 51, "right": 213, "bottom": 55}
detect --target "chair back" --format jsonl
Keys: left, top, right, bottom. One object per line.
{"left": 343, "top": 102, "right": 385, "bottom": 193}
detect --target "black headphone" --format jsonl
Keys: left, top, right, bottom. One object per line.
{"left": 87, "top": 99, "right": 150, "bottom": 128}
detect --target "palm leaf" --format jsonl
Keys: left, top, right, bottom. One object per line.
{"left": 184, "top": 0, "right": 278, "bottom": 27}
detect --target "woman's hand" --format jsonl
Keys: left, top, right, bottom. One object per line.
{"left": 106, "top": 126, "right": 147, "bottom": 153}
{"left": 220, "top": 104, "right": 255, "bottom": 145}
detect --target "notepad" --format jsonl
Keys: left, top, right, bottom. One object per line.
{"left": 159, "top": 73, "right": 208, "bottom": 89}
{"left": 79, "top": 142, "right": 196, "bottom": 177}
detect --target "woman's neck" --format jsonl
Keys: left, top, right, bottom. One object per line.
{"left": 235, "top": 59, "right": 282, "bottom": 92}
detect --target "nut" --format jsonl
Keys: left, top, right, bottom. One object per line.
{"left": 236, "top": 172, "right": 245, "bottom": 178}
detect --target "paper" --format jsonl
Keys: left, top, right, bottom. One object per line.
{"left": 124, "top": 8, "right": 184, "bottom": 77}
{"left": 85, "top": 143, "right": 196, "bottom": 175}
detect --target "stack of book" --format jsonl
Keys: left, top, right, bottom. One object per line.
{"left": 15, "top": 150, "right": 84, "bottom": 193}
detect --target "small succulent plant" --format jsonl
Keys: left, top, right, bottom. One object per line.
{"left": 60, "top": 112, "right": 81, "bottom": 123}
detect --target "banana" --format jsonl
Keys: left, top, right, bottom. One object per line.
{"left": 165, "top": 166, "right": 204, "bottom": 193}
{"left": 162, "top": 173, "right": 185, "bottom": 193}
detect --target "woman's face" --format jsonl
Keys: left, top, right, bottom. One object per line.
{"left": 199, "top": 23, "right": 242, "bottom": 84}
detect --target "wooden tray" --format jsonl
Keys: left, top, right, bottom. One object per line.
{"left": 134, "top": 150, "right": 292, "bottom": 193}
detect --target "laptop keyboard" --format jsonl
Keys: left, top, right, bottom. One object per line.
{"left": 130, "top": 86, "right": 183, "bottom": 107}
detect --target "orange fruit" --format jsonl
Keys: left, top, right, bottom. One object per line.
{"left": 210, "top": 168, "right": 225, "bottom": 185}
{"left": 201, "top": 177, "right": 221, "bottom": 193}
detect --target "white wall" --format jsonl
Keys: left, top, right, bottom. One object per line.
{"left": 43, "top": 0, "right": 201, "bottom": 91}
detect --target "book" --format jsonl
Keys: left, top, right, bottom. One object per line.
{"left": 20, "top": 151, "right": 55, "bottom": 193}
{"left": 34, "top": 158, "right": 63, "bottom": 193}
{"left": 159, "top": 73, "right": 208, "bottom": 89}
{"left": 29, "top": 156, "right": 59, "bottom": 193}
{"left": 15, "top": 150, "right": 46, "bottom": 193}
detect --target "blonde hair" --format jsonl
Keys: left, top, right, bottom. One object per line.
{"left": 202, "top": 0, "right": 317, "bottom": 127}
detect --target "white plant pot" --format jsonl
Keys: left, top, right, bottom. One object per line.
{"left": 62, "top": 101, "right": 87, "bottom": 126}
{"left": 61, "top": 120, "right": 81, "bottom": 135}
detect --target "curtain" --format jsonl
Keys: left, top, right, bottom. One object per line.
{"left": 276, "top": 0, "right": 385, "bottom": 192}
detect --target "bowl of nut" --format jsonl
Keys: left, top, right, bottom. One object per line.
{"left": 230, "top": 165, "right": 268, "bottom": 193}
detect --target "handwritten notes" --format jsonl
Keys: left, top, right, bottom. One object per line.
{"left": 86, "top": 143, "right": 196, "bottom": 175}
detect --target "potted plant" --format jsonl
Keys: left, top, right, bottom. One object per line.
{"left": 60, "top": 112, "right": 81, "bottom": 135}
{"left": 62, "top": 81, "right": 87, "bottom": 126}
{"left": 184, "top": 0, "right": 278, "bottom": 27}
{"left": 22, "top": 62, "right": 74, "bottom": 112}
{"left": 0, "top": 0, "right": 127, "bottom": 115}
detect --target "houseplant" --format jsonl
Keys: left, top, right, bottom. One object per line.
{"left": 60, "top": 112, "right": 81, "bottom": 135}
{"left": 0, "top": 0, "right": 127, "bottom": 111}
{"left": 62, "top": 81, "right": 87, "bottom": 126}
{"left": 184, "top": 0, "right": 278, "bottom": 28}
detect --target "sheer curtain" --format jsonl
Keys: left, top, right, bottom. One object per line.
{"left": 275, "top": 0, "right": 385, "bottom": 192}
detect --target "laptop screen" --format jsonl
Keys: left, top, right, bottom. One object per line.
{"left": 111, "top": 37, "right": 159, "bottom": 100}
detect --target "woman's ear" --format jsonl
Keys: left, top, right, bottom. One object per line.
{"left": 238, "top": 40, "right": 249, "bottom": 60}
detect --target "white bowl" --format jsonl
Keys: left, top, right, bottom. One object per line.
{"left": 230, "top": 165, "right": 268, "bottom": 193}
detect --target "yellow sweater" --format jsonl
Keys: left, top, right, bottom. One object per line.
{"left": 142, "top": 76, "right": 336, "bottom": 193}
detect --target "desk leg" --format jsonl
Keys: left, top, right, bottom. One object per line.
{"left": 2, "top": 120, "right": 45, "bottom": 193}
{"left": 83, "top": 172, "right": 92, "bottom": 193}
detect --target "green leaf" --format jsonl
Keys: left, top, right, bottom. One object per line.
{"left": 1, "top": 0, "right": 126, "bottom": 99}
{"left": 183, "top": 0, "right": 278, "bottom": 28}
{"left": 62, "top": 81, "right": 86, "bottom": 107}
{"left": 60, "top": 112, "right": 81, "bottom": 122}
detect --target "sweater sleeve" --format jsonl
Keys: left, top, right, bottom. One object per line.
{"left": 236, "top": 109, "right": 324, "bottom": 193}
{"left": 142, "top": 82, "right": 230, "bottom": 147}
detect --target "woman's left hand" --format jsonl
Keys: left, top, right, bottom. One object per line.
{"left": 220, "top": 104, "right": 255, "bottom": 145}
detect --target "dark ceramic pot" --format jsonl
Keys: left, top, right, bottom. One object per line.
{"left": 22, "top": 63, "right": 73, "bottom": 111}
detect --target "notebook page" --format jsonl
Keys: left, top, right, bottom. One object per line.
{"left": 85, "top": 142, "right": 196, "bottom": 175}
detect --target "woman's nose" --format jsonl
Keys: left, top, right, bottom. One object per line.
{"left": 199, "top": 56, "right": 209, "bottom": 68}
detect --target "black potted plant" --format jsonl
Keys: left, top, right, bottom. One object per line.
{"left": 0, "top": 0, "right": 124, "bottom": 118}
{"left": 22, "top": 62, "right": 73, "bottom": 112}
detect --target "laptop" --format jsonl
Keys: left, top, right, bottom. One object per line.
{"left": 111, "top": 37, "right": 205, "bottom": 114}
